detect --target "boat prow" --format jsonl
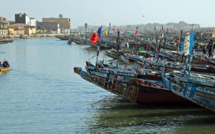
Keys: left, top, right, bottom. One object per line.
{"left": 0, "top": 60, "right": 10, "bottom": 71}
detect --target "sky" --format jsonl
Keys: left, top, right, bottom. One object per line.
{"left": 1, "top": 0, "right": 215, "bottom": 28}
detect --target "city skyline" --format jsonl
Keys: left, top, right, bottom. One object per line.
{"left": 1, "top": 0, "right": 215, "bottom": 28}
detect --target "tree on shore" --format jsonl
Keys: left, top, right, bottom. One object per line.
{"left": 59, "top": 14, "right": 63, "bottom": 18}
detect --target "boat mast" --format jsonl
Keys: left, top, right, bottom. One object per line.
{"left": 108, "top": 23, "right": 111, "bottom": 37}
{"left": 96, "top": 26, "right": 102, "bottom": 68}
{"left": 116, "top": 31, "right": 120, "bottom": 68}
{"left": 178, "top": 30, "right": 183, "bottom": 54}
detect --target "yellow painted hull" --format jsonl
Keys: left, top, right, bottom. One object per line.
{"left": 0, "top": 67, "right": 10, "bottom": 71}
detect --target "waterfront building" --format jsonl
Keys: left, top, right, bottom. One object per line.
{"left": 0, "top": 17, "right": 7, "bottom": 21}
{"left": 212, "top": 28, "right": 215, "bottom": 38}
{"left": 0, "top": 17, "right": 8, "bottom": 35}
{"left": 15, "top": 13, "right": 36, "bottom": 26}
{"left": 8, "top": 23, "right": 36, "bottom": 35}
{"left": 37, "top": 17, "right": 70, "bottom": 34}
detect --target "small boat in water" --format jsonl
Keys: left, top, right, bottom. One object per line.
{"left": 0, "top": 60, "right": 10, "bottom": 71}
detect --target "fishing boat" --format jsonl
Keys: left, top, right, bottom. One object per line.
{"left": 161, "top": 71, "right": 215, "bottom": 111}
{"left": 55, "top": 35, "right": 69, "bottom": 40}
{"left": 0, "top": 39, "right": 14, "bottom": 44}
{"left": 159, "top": 31, "right": 215, "bottom": 112}
{"left": 0, "top": 60, "right": 10, "bottom": 71}
{"left": 74, "top": 66, "right": 192, "bottom": 105}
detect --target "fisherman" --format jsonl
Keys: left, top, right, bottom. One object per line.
{"left": 202, "top": 45, "right": 206, "bottom": 54}
{"left": 207, "top": 40, "right": 213, "bottom": 57}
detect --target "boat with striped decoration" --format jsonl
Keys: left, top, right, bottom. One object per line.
{"left": 74, "top": 66, "right": 192, "bottom": 105}
{"left": 161, "top": 71, "right": 215, "bottom": 112}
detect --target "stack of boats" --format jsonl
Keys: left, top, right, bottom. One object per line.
{"left": 0, "top": 38, "right": 14, "bottom": 44}
{"left": 74, "top": 31, "right": 215, "bottom": 111}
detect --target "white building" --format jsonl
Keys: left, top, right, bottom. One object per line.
{"left": 15, "top": 13, "right": 36, "bottom": 26}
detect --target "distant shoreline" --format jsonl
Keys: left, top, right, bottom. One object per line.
{"left": 0, "top": 34, "right": 64, "bottom": 39}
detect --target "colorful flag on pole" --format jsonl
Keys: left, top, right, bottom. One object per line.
{"left": 135, "top": 30, "right": 138, "bottom": 34}
{"left": 154, "top": 27, "right": 156, "bottom": 33}
{"left": 90, "top": 33, "right": 99, "bottom": 46}
{"left": 91, "top": 26, "right": 102, "bottom": 46}
{"left": 148, "top": 56, "right": 150, "bottom": 62}
{"left": 97, "top": 26, "right": 102, "bottom": 39}
{"left": 180, "top": 32, "right": 195, "bottom": 55}
{"left": 127, "top": 32, "right": 130, "bottom": 36}
{"left": 135, "top": 27, "right": 138, "bottom": 34}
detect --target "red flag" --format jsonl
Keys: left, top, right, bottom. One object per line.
{"left": 162, "top": 25, "right": 163, "bottom": 30}
{"left": 90, "top": 33, "right": 99, "bottom": 46}
{"left": 112, "top": 28, "right": 115, "bottom": 31}
{"left": 158, "top": 44, "right": 161, "bottom": 52}
{"left": 148, "top": 56, "right": 150, "bottom": 62}
{"left": 135, "top": 30, "right": 138, "bottom": 34}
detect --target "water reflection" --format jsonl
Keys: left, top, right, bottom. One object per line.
{"left": 85, "top": 95, "right": 215, "bottom": 133}
{"left": 0, "top": 70, "right": 10, "bottom": 75}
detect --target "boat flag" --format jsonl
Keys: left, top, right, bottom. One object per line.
{"left": 90, "top": 26, "right": 102, "bottom": 46}
{"left": 154, "top": 27, "right": 156, "bottom": 33}
{"left": 181, "top": 32, "right": 195, "bottom": 55}
{"left": 135, "top": 27, "right": 138, "bottom": 34}
{"left": 97, "top": 26, "right": 102, "bottom": 39}
{"left": 106, "top": 30, "right": 109, "bottom": 35}
{"left": 90, "top": 33, "right": 99, "bottom": 46}
{"left": 135, "top": 30, "right": 138, "bottom": 34}
{"left": 158, "top": 43, "right": 161, "bottom": 52}
{"left": 148, "top": 56, "right": 150, "bottom": 62}
{"left": 127, "top": 32, "right": 130, "bottom": 36}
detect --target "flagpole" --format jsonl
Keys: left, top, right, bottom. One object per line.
{"left": 178, "top": 30, "right": 183, "bottom": 54}
{"left": 164, "top": 28, "right": 168, "bottom": 60}
{"left": 96, "top": 26, "right": 102, "bottom": 68}
{"left": 116, "top": 31, "right": 120, "bottom": 68}
{"left": 108, "top": 23, "right": 111, "bottom": 37}
{"left": 188, "top": 54, "right": 193, "bottom": 78}
{"left": 188, "top": 32, "right": 195, "bottom": 78}
{"left": 183, "top": 54, "right": 189, "bottom": 74}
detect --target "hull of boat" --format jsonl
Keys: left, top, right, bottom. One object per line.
{"left": 0, "top": 67, "right": 10, "bottom": 71}
{"left": 136, "top": 86, "right": 191, "bottom": 105}
{"left": 162, "top": 76, "right": 215, "bottom": 111}
{"left": 74, "top": 67, "right": 192, "bottom": 105}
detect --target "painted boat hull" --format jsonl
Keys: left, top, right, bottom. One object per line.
{"left": 74, "top": 67, "right": 193, "bottom": 105}
{"left": 162, "top": 75, "right": 215, "bottom": 112}
{"left": 0, "top": 67, "right": 10, "bottom": 71}
{"left": 136, "top": 86, "right": 192, "bottom": 105}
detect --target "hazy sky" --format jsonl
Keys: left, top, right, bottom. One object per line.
{"left": 1, "top": 0, "right": 215, "bottom": 28}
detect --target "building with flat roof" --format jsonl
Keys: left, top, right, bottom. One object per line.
{"left": 15, "top": 13, "right": 36, "bottom": 26}
{"left": 8, "top": 23, "right": 36, "bottom": 35}
{"left": 0, "top": 17, "right": 8, "bottom": 35}
{"left": 0, "top": 17, "right": 7, "bottom": 21}
{"left": 37, "top": 17, "right": 70, "bottom": 33}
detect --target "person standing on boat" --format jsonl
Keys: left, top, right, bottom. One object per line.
{"left": 202, "top": 45, "right": 206, "bottom": 54}
{"left": 207, "top": 40, "right": 213, "bottom": 57}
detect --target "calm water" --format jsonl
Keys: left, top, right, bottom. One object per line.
{"left": 0, "top": 38, "right": 214, "bottom": 134}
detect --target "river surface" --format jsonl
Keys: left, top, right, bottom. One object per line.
{"left": 0, "top": 38, "right": 214, "bottom": 134}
